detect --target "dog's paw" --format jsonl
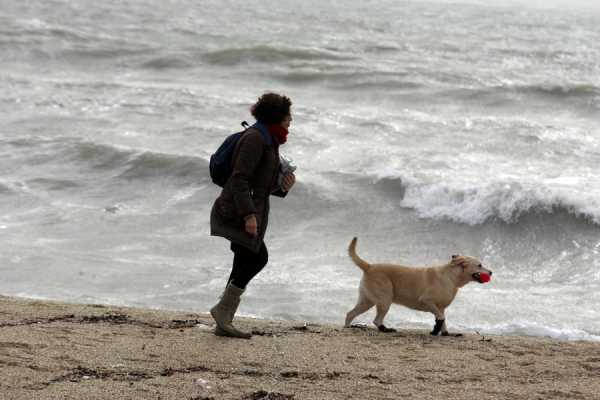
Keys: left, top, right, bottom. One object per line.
{"left": 348, "top": 323, "right": 369, "bottom": 329}
{"left": 430, "top": 319, "right": 444, "bottom": 336}
{"left": 377, "top": 325, "right": 397, "bottom": 333}
{"left": 441, "top": 332, "right": 463, "bottom": 337}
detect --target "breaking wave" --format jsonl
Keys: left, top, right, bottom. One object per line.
{"left": 394, "top": 177, "right": 600, "bottom": 226}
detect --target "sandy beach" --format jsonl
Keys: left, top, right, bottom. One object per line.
{"left": 1, "top": 295, "right": 599, "bottom": 400}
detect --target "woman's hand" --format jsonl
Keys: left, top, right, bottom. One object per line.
{"left": 244, "top": 214, "right": 258, "bottom": 237}
{"left": 281, "top": 173, "right": 296, "bottom": 192}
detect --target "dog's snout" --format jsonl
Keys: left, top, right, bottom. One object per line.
{"left": 489, "top": 271, "right": 493, "bottom": 276}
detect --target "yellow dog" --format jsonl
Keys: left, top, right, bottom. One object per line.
{"left": 345, "top": 237, "right": 492, "bottom": 336}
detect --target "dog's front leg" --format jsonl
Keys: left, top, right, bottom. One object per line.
{"left": 434, "top": 319, "right": 462, "bottom": 337}
{"left": 419, "top": 299, "right": 447, "bottom": 336}
{"left": 431, "top": 318, "right": 446, "bottom": 336}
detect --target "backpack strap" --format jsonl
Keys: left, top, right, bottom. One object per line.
{"left": 229, "top": 121, "right": 273, "bottom": 169}
{"left": 250, "top": 121, "right": 274, "bottom": 146}
{"left": 239, "top": 120, "right": 271, "bottom": 145}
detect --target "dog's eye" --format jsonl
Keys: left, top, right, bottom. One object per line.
{"left": 478, "top": 264, "right": 482, "bottom": 268}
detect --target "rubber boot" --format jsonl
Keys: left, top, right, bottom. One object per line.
{"left": 213, "top": 294, "right": 241, "bottom": 337}
{"left": 210, "top": 283, "right": 252, "bottom": 339}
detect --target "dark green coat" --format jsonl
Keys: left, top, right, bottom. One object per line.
{"left": 210, "top": 127, "right": 284, "bottom": 252}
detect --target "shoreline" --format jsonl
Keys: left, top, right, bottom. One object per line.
{"left": 5, "top": 293, "right": 598, "bottom": 344}
{"left": 1, "top": 295, "right": 599, "bottom": 400}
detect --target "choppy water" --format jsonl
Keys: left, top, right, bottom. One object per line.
{"left": 1, "top": 0, "right": 600, "bottom": 341}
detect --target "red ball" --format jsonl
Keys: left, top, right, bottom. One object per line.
{"left": 479, "top": 272, "right": 491, "bottom": 283}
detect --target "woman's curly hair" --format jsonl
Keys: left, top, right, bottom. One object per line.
{"left": 250, "top": 93, "right": 292, "bottom": 125}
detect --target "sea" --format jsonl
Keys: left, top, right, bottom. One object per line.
{"left": 1, "top": 0, "right": 599, "bottom": 341}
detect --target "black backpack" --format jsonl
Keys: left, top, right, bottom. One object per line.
{"left": 209, "top": 121, "right": 270, "bottom": 187}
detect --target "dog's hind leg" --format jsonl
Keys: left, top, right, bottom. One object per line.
{"left": 374, "top": 301, "right": 396, "bottom": 332}
{"left": 345, "top": 294, "right": 374, "bottom": 327}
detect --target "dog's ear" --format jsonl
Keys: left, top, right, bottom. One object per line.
{"left": 451, "top": 255, "right": 466, "bottom": 268}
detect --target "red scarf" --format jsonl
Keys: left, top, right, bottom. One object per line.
{"left": 268, "top": 124, "right": 288, "bottom": 145}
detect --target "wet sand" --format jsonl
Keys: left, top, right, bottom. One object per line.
{"left": 1, "top": 295, "right": 599, "bottom": 400}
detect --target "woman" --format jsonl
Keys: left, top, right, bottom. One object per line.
{"left": 210, "top": 92, "right": 296, "bottom": 338}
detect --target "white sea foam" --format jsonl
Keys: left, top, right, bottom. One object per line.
{"left": 398, "top": 178, "right": 600, "bottom": 225}
{"left": 470, "top": 321, "right": 600, "bottom": 342}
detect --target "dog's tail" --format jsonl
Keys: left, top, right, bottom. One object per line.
{"left": 348, "top": 237, "right": 371, "bottom": 273}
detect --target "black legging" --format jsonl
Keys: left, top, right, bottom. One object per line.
{"left": 226, "top": 241, "right": 268, "bottom": 289}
